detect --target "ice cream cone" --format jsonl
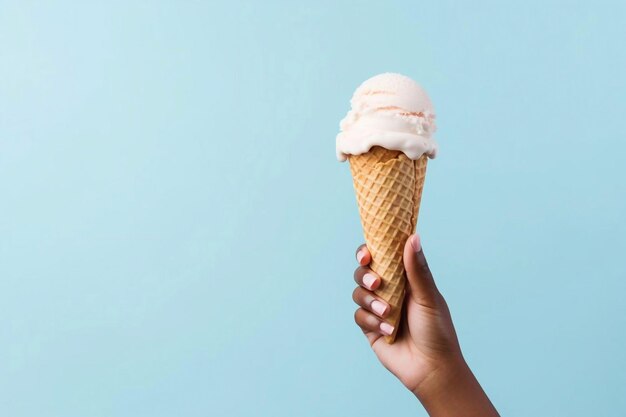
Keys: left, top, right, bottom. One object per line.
{"left": 349, "top": 146, "right": 428, "bottom": 343}
{"left": 336, "top": 73, "right": 436, "bottom": 344}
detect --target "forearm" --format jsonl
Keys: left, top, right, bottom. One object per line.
{"left": 414, "top": 358, "right": 499, "bottom": 417}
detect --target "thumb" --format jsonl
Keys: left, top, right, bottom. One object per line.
{"left": 403, "top": 234, "right": 440, "bottom": 307}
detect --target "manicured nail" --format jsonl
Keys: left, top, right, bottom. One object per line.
{"left": 380, "top": 322, "right": 394, "bottom": 336}
{"left": 363, "top": 273, "right": 376, "bottom": 289}
{"left": 371, "top": 300, "right": 387, "bottom": 316}
{"left": 356, "top": 250, "right": 365, "bottom": 264}
{"left": 412, "top": 234, "right": 422, "bottom": 252}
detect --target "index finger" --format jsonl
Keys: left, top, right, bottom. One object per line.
{"left": 355, "top": 244, "right": 371, "bottom": 266}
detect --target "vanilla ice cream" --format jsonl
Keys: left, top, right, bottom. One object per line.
{"left": 336, "top": 73, "right": 438, "bottom": 162}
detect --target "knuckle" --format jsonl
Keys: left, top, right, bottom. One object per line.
{"left": 353, "top": 266, "right": 364, "bottom": 282}
{"left": 364, "top": 312, "right": 379, "bottom": 328}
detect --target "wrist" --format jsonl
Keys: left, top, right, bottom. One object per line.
{"left": 413, "top": 355, "right": 499, "bottom": 417}
{"left": 412, "top": 354, "right": 469, "bottom": 400}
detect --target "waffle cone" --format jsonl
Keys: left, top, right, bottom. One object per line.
{"left": 349, "top": 146, "right": 428, "bottom": 343}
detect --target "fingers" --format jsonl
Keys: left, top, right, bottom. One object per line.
{"left": 353, "top": 243, "right": 394, "bottom": 339}
{"left": 354, "top": 243, "right": 379, "bottom": 289}
{"left": 352, "top": 286, "right": 389, "bottom": 318}
{"left": 353, "top": 266, "right": 381, "bottom": 291}
{"left": 355, "top": 244, "right": 371, "bottom": 266}
{"left": 354, "top": 308, "right": 395, "bottom": 337}
{"left": 403, "top": 234, "right": 441, "bottom": 307}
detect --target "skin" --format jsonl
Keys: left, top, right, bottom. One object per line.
{"left": 353, "top": 234, "right": 500, "bottom": 417}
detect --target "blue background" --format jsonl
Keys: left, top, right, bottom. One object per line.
{"left": 1, "top": 1, "right": 625, "bottom": 416}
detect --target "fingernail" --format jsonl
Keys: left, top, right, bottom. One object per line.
{"left": 356, "top": 250, "right": 365, "bottom": 264}
{"left": 371, "top": 300, "right": 387, "bottom": 316}
{"left": 363, "top": 273, "right": 376, "bottom": 289}
{"left": 380, "top": 322, "right": 394, "bottom": 336}
{"left": 411, "top": 234, "right": 422, "bottom": 252}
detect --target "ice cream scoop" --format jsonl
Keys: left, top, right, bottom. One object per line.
{"left": 336, "top": 73, "right": 438, "bottom": 162}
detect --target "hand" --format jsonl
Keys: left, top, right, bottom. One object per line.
{"left": 353, "top": 233, "right": 461, "bottom": 392}
{"left": 353, "top": 234, "right": 499, "bottom": 417}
